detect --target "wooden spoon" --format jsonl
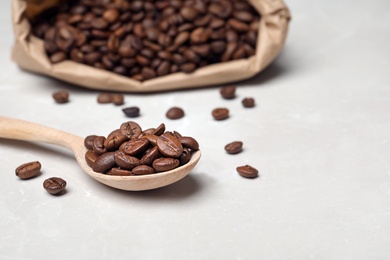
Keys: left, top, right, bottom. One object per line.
{"left": 0, "top": 116, "right": 201, "bottom": 191}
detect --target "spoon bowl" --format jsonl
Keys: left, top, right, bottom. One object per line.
{"left": 0, "top": 116, "right": 201, "bottom": 191}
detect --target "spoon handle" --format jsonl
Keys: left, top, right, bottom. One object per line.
{"left": 0, "top": 116, "right": 83, "bottom": 151}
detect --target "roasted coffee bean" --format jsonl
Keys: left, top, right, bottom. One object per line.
{"left": 15, "top": 161, "right": 41, "bottom": 180}
{"left": 181, "top": 63, "right": 196, "bottom": 73}
{"left": 166, "top": 107, "right": 185, "bottom": 120}
{"left": 112, "top": 94, "right": 125, "bottom": 105}
{"left": 50, "top": 52, "right": 67, "bottom": 63}
{"left": 132, "top": 165, "right": 155, "bottom": 175}
{"left": 180, "top": 7, "right": 199, "bottom": 21}
{"left": 43, "top": 177, "right": 67, "bottom": 195}
{"left": 107, "top": 168, "right": 133, "bottom": 176}
{"left": 157, "top": 61, "right": 170, "bottom": 76}
{"left": 120, "top": 138, "right": 149, "bottom": 156}
{"left": 212, "top": 108, "right": 229, "bottom": 120}
{"left": 140, "top": 146, "right": 161, "bottom": 165}
{"left": 106, "top": 167, "right": 134, "bottom": 176}
{"left": 224, "top": 141, "right": 243, "bottom": 154}
{"left": 119, "top": 121, "right": 142, "bottom": 139}
{"left": 140, "top": 134, "right": 158, "bottom": 146}
{"left": 152, "top": 158, "right": 180, "bottom": 172}
{"left": 52, "top": 90, "right": 69, "bottom": 104}
{"left": 84, "top": 135, "right": 97, "bottom": 150}
{"left": 114, "top": 151, "right": 141, "bottom": 170}
{"left": 97, "top": 93, "right": 113, "bottom": 104}
{"left": 122, "top": 106, "right": 140, "bottom": 118}
{"left": 103, "top": 8, "right": 120, "bottom": 23}
{"left": 93, "top": 152, "right": 116, "bottom": 173}
{"left": 153, "top": 123, "right": 166, "bottom": 136}
{"left": 85, "top": 150, "right": 98, "bottom": 167}
{"left": 242, "top": 97, "right": 255, "bottom": 108}
{"left": 104, "top": 130, "right": 128, "bottom": 151}
{"left": 179, "top": 136, "right": 199, "bottom": 150}
{"left": 179, "top": 148, "right": 191, "bottom": 165}
{"left": 220, "top": 86, "right": 236, "bottom": 99}
{"left": 236, "top": 165, "right": 259, "bottom": 178}
{"left": 92, "top": 136, "right": 107, "bottom": 155}
{"left": 157, "top": 132, "right": 183, "bottom": 158}
{"left": 211, "top": 41, "right": 227, "bottom": 54}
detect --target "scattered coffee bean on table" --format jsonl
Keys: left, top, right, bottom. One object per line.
{"left": 166, "top": 107, "right": 185, "bottom": 120}
{"left": 122, "top": 106, "right": 140, "bottom": 118}
{"left": 31, "top": 0, "right": 261, "bottom": 82}
{"left": 112, "top": 94, "right": 125, "bottom": 106}
{"left": 97, "top": 93, "right": 113, "bottom": 104}
{"left": 52, "top": 90, "right": 69, "bottom": 104}
{"left": 236, "top": 165, "right": 258, "bottom": 178}
{"left": 224, "top": 141, "right": 243, "bottom": 154}
{"left": 84, "top": 121, "right": 199, "bottom": 175}
{"left": 43, "top": 177, "right": 67, "bottom": 195}
{"left": 15, "top": 161, "right": 42, "bottom": 180}
{"left": 212, "top": 108, "right": 229, "bottom": 120}
{"left": 242, "top": 97, "right": 255, "bottom": 108}
{"left": 220, "top": 86, "right": 236, "bottom": 99}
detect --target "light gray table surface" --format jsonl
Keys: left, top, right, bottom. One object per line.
{"left": 1, "top": 0, "right": 389, "bottom": 259}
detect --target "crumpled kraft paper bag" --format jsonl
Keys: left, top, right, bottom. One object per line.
{"left": 12, "top": 0, "right": 291, "bottom": 92}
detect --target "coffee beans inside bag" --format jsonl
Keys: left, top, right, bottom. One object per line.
{"left": 12, "top": 0, "right": 290, "bottom": 92}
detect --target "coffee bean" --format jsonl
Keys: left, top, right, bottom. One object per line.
{"left": 220, "top": 86, "right": 236, "bottom": 99}
{"left": 93, "top": 152, "right": 116, "bottom": 173}
{"left": 152, "top": 158, "right": 180, "bottom": 172}
{"left": 84, "top": 135, "right": 97, "bottom": 150}
{"left": 157, "top": 61, "right": 170, "bottom": 76}
{"left": 179, "top": 136, "right": 199, "bottom": 150}
{"left": 43, "top": 177, "right": 67, "bottom": 195}
{"left": 228, "top": 18, "right": 250, "bottom": 32}
{"left": 122, "top": 106, "right": 140, "bottom": 118}
{"left": 153, "top": 123, "right": 166, "bottom": 136}
{"left": 52, "top": 90, "right": 69, "bottom": 104}
{"left": 97, "top": 93, "right": 113, "bottom": 104}
{"left": 92, "top": 136, "right": 107, "bottom": 156}
{"left": 140, "top": 146, "right": 161, "bottom": 165}
{"left": 85, "top": 150, "right": 98, "bottom": 167}
{"left": 119, "top": 121, "right": 142, "bottom": 139}
{"left": 181, "top": 63, "right": 196, "bottom": 73}
{"left": 233, "top": 11, "right": 254, "bottom": 22}
{"left": 107, "top": 168, "right": 133, "bottom": 176}
{"left": 103, "top": 8, "right": 120, "bottom": 23}
{"left": 91, "top": 18, "right": 108, "bottom": 30}
{"left": 114, "top": 151, "right": 141, "bottom": 170}
{"left": 180, "top": 7, "right": 199, "bottom": 21}
{"left": 112, "top": 94, "right": 125, "bottom": 106}
{"left": 242, "top": 97, "right": 255, "bottom": 108}
{"left": 157, "top": 132, "right": 183, "bottom": 158}
{"left": 179, "top": 148, "right": 191, "bottom": 165}
{"left": 50, "top": 52, "right": 67, "bottom": 63}
{"left": 15, "top": 161, "right": 41, "bottom": 180}
{"left": 224, "top": 141, "right": 243, "bottom": 154}
{"left": 104, "top": 130, "right": 128, "bottom": 151}
{"left": 212, "top": 108, "right": 229, "bottom": 120}
{"left": 166, "top": 107, "right": 185, "bottom": 120}
{"left": 236, "top": 165, "right": 258, "bottom": 178}
{"left": 140, "top": 134, "right": 158, "bottom": 146}
{"left": 120, "top": 138, "right": 149, "bottom": 156}
{"left": 132, "top": 165, "right": 155, "bottom": 175}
